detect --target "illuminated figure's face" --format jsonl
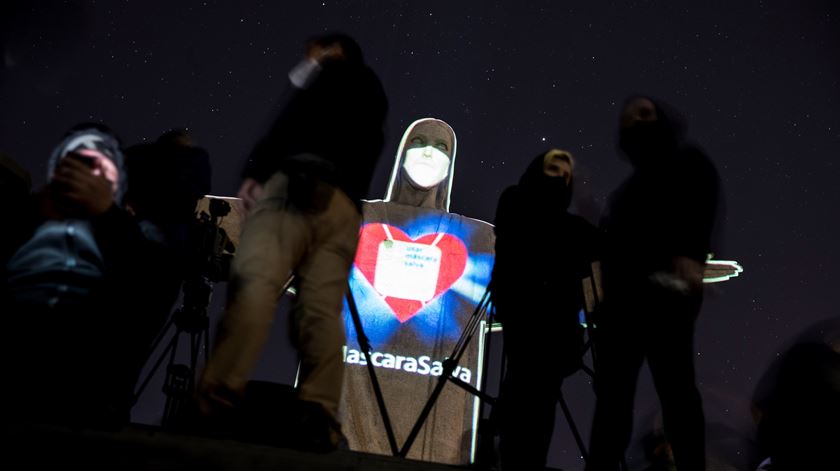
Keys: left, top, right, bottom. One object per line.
{"left": 543, "top": 152, "right": 573, "bottom": 184}
{"left": 402, "top": 128, "right": 452, "bottom": 189}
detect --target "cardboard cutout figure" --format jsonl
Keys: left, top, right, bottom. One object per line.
{"left": 340, "top": 118, "right": 494, "bottom": 464}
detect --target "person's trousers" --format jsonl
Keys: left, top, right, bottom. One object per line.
{"left": 201, "top": 171, "right": 361, "bottom": 421}
{"left": 586, "top": 286, "right": 705, "bottom": 471}
{"left": 497, "top": 312, "right": 583, "bottom": 471}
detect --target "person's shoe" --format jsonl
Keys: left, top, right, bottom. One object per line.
{"left": 288, "top": 400, "right": 345, "bottom": 453}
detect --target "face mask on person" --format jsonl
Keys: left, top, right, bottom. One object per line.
{"left": 532, "top": 171, "right": 572, "bottom": 210}
{"left": 402, "top": 146, "right": 450, "bottom": 189}
{"left": 619, "top": 120, "right": 676, "bottom": 163}
{"left": 288, "top": 57, "right": 322, "bottom": 89}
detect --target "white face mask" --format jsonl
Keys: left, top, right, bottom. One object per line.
{"left": 403, "top": 146, "right": 451, "bottom": 189}
{"left": 288, "top": 57, "right": 322, "bottom": 89}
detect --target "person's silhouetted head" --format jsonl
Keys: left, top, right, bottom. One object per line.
{"left": 542, "top": 149, "right": 574, "bottom": 184}
{"left": 618, "top": 96, "right": 686, "bottom": 167}
{"left": 157, "top": 128, "right": 194, "bottom": 148}
{"left": 306, "top": 32, "right": 363, "bottom": 65}
{"left": 519, "top": 149, "right": 575, "bottom": 210}
{"left": 124, "top": 130, "right": 210, "bottom": 225}
{"left": 49, "top": 122, "right": 126, "bottom": 201}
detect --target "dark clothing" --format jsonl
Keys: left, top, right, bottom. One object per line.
{"left": 587, "top": 98, "right": 719, "bottom": 471}
{"left": 3, "top": 203, "right": 179, "bottom": 427}
{"left": 493, "top": 185, "right": 595, "bottom": 368}
{"left": 241, "top": 62, "right": 388, "bottom": 210}
{"left": 752, "top": 319, "right": 840, "bottom": 471}
{"left": 490, "top": 153, "right": 596, "bottom": 470}
{"left": 1, "top": 126, "right": 185, "bottom": 427}
{"left": 588, "top": 287, "right": 705, "bottom": 471}
{"left": 492, "top": 156, "right": 596, "bottom": 372}
{"left": 124, "top": 139, "right": 211, "bottom": 229}
{"left": 599, "top": 145, "right": 718, "bottom": 293}
{"left": 199, "top": 48, "right": 388, "bottom": 451}
{"left": 0, "top": 153, "right": 32, "bottom": 267}
{"left": 124, "top": 136, "right": 212, "bottom": 285}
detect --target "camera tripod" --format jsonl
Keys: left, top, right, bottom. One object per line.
{"left": 132, "top": 276, "right": 213, "bottom": 426}
{"left": 398, "top": 278, "right": 606, "bottom": 468}
{"left": 398, "top": 286, "right": 496, "bottom": 458}
{"left": 344, "top": 285, "right": 400, "bottom": 455}
{"left": 132, "top": 198, "right": 235, "bottom": 427}
{"left": 472, "top": 311, "right": 601, "bottom": 470}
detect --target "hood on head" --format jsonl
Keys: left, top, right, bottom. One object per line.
{"left": 519, "top": 148, "right": 575, "bottom": 211}
{"left": 383, "top": 118, "right": 457, "bottom": 211}
{"left": 48, "top": 126, "right": 127, "bottom": 203}
{"left": 618, "top": 95, "right": 687, "bottom": 167}
{"left": 124, "top": 135, "right": 211, "bottom": 223}
{"left": 520, "top": 149, "right": 574, "bottom": 184}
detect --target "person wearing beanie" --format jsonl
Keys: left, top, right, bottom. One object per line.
{"left": 2, "top": 123, "right": 169, "bottom": 427}
{"left": 6, "top": 124, "right": 129, "bottom": 310}
{"left": 490, "top": 148, "right": 597, "bottom": 471}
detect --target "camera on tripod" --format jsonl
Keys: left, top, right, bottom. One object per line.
{"left": 133, "top": 196, "right": 241, "bottom": 427}
{"left": 188, "top": 197, "right": 236, "bottom": 283}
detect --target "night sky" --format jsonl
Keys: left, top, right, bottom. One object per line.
{"left": 2, "top": 1, "right": 839, "bottom": 469}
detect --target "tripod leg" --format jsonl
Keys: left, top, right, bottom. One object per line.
{"left": 189, "top": 331, "right": 202, "bottom": 391}
{"left": 398, "top": 360, "right": 457, "bottom": 458}
{"left": 146, "top": 314, "right": 177, "bottom": 363}
{"left": 161, "top": 332, "right": 185, "bottom": 427}
{"left": 203, "top": 327, "right": 210, "bottom": 364}
{"left": 345, "top": 289, "right": 399, "bottom": 456}
{"left": 162, "top": 364, "right": 191, "bottom": 427}
{"left": 558, "top": 390, "right": 589, "bottom": 462}
{"left": 399, "top": 289, "right": 492, "bottom": 458}
{"left": 449, "top": 376, "right": 496, "bottom": 405}
{"left": 133, "top": 331, "right": 179, "bottom": 403}
{"left": 475, "top": 315, "right": 496, "bottom": 467}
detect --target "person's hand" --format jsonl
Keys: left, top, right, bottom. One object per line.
{"left": 195, "top": 380, "right": 240, "bottom": 416}
{"left": 50, "top": 157, "right": 115, "bottom": 216}
{"left": 237, "top": 178, "right": 264, "bottom": 213}
{"left": 649, "top": 256, "right": 704, "bottom": 295}
{"left": 308, "top": 43, "right": 345, "bottom": 64}
{"left": 672, "top": 256, "right": 704, "bottom": 293}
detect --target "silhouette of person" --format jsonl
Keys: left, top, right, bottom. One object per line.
{"left": 121, "top": 130, "right": 213, "bottom": 365}
{"left": 751, "top": 317, "right": 840, "bottom": 470}
{"left": 3, "top": 123, "right": 171, "bottom": 427}
{"left": 236, "top": 33, "right": 377, "bottom": 213}
{"left": 491, "top": 149, "right": 596, "bottom": 470}
{"left": 197, "top": 33, "right": 387, "bottom": 451}
{"left": 587, "top": 96, "right": 720, "bottom": 471}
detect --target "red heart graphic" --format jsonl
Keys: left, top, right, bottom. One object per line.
{"left": 355, "top": 224, "right": 468, "bottom": 323}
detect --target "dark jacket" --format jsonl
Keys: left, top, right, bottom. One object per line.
{"left": 3, "top": 202, "right": 175, "bottom": 425}
{"left": 491, "top": 152, "right": 597, "bottom": 329}
{"left": 600, "top": 97, "right": 719, "bottom": 292}
{"left": 2, "top": 132, "right": 185, "bottom": 425}
{"left": 242, "top": 61, "right": 388, "bottom": 210}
